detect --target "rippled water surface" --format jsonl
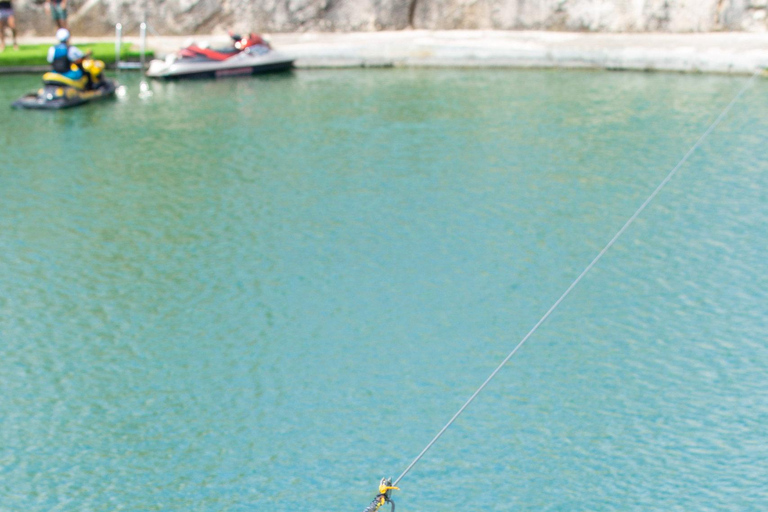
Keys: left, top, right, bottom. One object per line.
{"left": 1, "top": 69, "right": 767, "bottom": 511}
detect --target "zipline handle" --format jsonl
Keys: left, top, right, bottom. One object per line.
{"left": 362, "top": 478, "right": 399, "bottom": 512}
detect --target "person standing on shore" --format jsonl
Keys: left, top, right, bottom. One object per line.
{"left": 0, "top": 0, "right": 18, "bottom": 51}
{"left": 44, "top": 0, "right": 68, "bottom": 29}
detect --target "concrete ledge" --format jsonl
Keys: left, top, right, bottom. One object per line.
{"left": 0, "top": 65, "right": 50, "bottom": 74}
{"left": 274, "top": 31, "right": 768, "bottom": 74}
{"left": 0, "top": 62, "right": 145, "bottom": 74}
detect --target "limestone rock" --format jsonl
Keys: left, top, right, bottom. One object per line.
{"left": 10, "top": 0, "right": 768, "bottom": 36}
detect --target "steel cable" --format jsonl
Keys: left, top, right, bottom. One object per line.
{"left": 393, "top": 69, "right": 761, "bottom": 488}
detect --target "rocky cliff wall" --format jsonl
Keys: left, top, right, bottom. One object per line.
{"left": 11, "top": 0, "right": 768, "bottom": 36}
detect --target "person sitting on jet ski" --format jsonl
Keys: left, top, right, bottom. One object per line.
{"left": 46, "top": 28, "right": 85, "bottom": 81}
{"left": 229, "top": 31, "right": 270, "bottom": 51}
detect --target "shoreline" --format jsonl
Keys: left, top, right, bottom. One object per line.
{"left": 273, "top": 31, "right": 768, "bottom": 74}
{"left": 5, "top": 30, "right": 768, "bottom": 75}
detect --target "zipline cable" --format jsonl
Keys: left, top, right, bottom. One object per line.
{"left": 392, "top": 69, "right": 761, "bottom": 488}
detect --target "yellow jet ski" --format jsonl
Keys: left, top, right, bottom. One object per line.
{"left": 12, "top": 59, "right": 117, "bottom": 110}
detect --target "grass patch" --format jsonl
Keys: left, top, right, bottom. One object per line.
{"left": 0, "top": 42, "right": 153, "bottom": 67}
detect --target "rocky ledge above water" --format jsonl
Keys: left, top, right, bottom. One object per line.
{"left": 11, "top": 0, "right": 768, "bottom": 37}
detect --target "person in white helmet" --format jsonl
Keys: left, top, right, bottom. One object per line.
{"left": 46, "top": 28, "right": 85, "bottom": 80}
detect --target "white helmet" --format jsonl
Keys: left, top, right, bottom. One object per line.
{"left": 56, "top": 28, "right": 70, "bottom": 42}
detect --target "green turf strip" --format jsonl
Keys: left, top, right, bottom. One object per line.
{"left": 0, "top": 43, "right": 153, "bottom": 67}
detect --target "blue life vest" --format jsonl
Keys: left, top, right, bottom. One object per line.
{"left": 51, "top": 43, "right": 84, "bottom": 80}
{"left": 51, "top": 43, "right": 71, "bottom": 73}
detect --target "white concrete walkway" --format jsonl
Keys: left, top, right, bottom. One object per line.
{"left": 270, "top": 30, "right": 768, "bottom": 74}
{"left": 20, "top": 30, "right": 768, "bottom": 74}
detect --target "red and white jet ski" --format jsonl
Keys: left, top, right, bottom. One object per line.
{"left": 146, "top": 33, "right": 294, "bottom": 79}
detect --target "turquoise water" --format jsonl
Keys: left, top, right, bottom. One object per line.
{"left": 1, "top": 69, "right": 767, "bottom": 511}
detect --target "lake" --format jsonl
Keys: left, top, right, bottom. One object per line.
{"left": 1, "top": 68, "right": 767, "bottom": 511}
